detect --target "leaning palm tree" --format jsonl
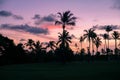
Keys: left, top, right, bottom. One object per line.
{"left": 83, "top": 28, "right": 96, "bottom": 54}
{"left": 57, "top": 30, "right": 72, "bottom": 49}
{"left": 79, "top": 36, "right": 85, "bottom": 50}
{"left": 112, "top": 31, "right": 120, "bottom": 54}
{"left": 102, "top": 33, "right": 109, "bottom": 51}
{"left": 105, "top": 25, "right": 113, "bottom": 49}
{"left": 55, "top": 10, "right": 76, "bottom": 31}
{"left": 94, "top": 37, "right": 102, "bottom": 52}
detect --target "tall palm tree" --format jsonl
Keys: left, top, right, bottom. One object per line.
{"left": 55, "top": 10, "right": 76, "bottom": 31}
{"left": 94, "top": 37, "right": 102, "bottom": 52}
{"left": 91, "top": 31, "right": 97, "bottom": 55}
{"left": 105, "top": 26, "right": 113, "bottom": 49}
{"left": 103, "top": 33, "right": 109, "bottom": 51}
{"left": 79, "top": 36, "right": 85, "bottom": 50}
{"left": 83, "top": 28, "right": 96, "bottom": 54}
{"left": 112, "top": 31, "right": 120, "bottom": 54}
{"left": 57, "top": 30, "right": 72, "bottom": 49}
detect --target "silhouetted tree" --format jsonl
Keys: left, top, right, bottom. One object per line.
{"left": 46, "top": 41, "right": 57, "bottom": 53}
{"left": 16, "top": 43, "right": 26, "bottom": 63}
{"left": 112, "top": 31, "right": 119, "bottom": 49}
{"left": 57, "top": 30, "right": 73, "bottom": 63}
{"left": 105, "top": 25, "right": 113, "bottom": 49}
{"left": 102, "top": 33, "right": 109, "bottom": 52}
{"left": 55, "top": 10, "right": 76, "bottom": 31}
{"left": 112, "top": 31, "right": 120, "bottom": 55}
{"left": 25, "top": 39, "right": 35, "bottom": 52}
{"left": 94, "top": 37, "right": 102, "bottom": 53}
{"left": 0, "top": 34, "right": 17, "bottom": 64}
{"left": 84, "top": 28, "right": 96, "bottom": 54}
{"left": 55, "top": 11, "right": 76, "bottom": 63}
{"left": 57, "top": 30, "right": 72, "bottom": 49}
{"left": 91, "top": 30, "right": 97, "bottom": 55}
{"left": 33, "top": 41, "right": 43, "bottom": 53}
{"left": 79, "top": 36, "right": 85, "bottom": 51}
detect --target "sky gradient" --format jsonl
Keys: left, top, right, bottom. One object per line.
{"left": 0, "top": 0, "right": 120, "bottom": 52}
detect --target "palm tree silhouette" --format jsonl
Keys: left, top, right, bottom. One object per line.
{"left": 46, "top": 41, "right": 57, "bottom": 52}
{"left": 102, "top": 33, "right": 109, "bottom": 51}
{"left": 84, "top": 28, "right": 96, "bottom": 54}
{"left": 56, "top": 30, "right": 72, "bottom": 64}
{"left": 112, "top": 31, "right": 120, "bottom": 54}
{"left": 33, "top": 41, "right": 43, "bottom": 53}
{"left": 79, "top": 36, "right": 85, "bottom": 51}
{"left": 25, "top": 39, "right": 35, "bottom": 52}
{"left": 112, "top": 31, "right": 120, "bottom": 49}
{"left": 105, "top": 26, "right": 113, "bottom": 49}
{"left": 55, "top": 10, "right": 76, "bottom": 31}
{"left": 57, "top": 30, "right": 72, "bottom": 49}
{"left": 91, "top": 31, "right": 97, "bottom": 55}
{"left": 94, "top": 37, "right": 102, "bottom": 53}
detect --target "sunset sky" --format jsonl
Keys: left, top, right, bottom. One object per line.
{"left": 0, "top": 0, "right": 120, "bottom": 52}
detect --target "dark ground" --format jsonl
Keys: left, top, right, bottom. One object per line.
{"left": 0, "top": 61, "right": 120, "bottom": 80}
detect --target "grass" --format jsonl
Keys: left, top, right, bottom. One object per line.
{"left": 0, "top": 61, "right": 120, "bottom": 80}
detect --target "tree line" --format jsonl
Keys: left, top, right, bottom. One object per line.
{"left": 0, "top": 11, "right": 120, "bottom": 65}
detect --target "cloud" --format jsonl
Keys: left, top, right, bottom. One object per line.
{"left": 92, "top": 25, "right": 120, "bottom": 30}
{"left": 32, "top": 14, "right": 40, "bottom": 19}
{"left": 112, "top": 0, "right": 120, "bottom": 10}
{"left": 0, "top": 24, "right": 49, "bottom": 34}
{"left": 0, "top": 10, "right": 24, "bottom": 20}
{"left": 32, "top": 14, "right": 56, "bottom": 25}
{"left": 13, "top": 15, "right": 24, "bottom": 20}
{"left": 0, "top": 10, "right": 12, "bottom": 17}
{"left": 42, "top": 14, "right": 56, "bottom": 22}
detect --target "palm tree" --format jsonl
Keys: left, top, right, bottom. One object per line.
{"left": 55, "top": 10, "right": 76, "bottom": 31}
{"left": 83, "top": 28, "right": 96, "bottom": 54}
{"left": 79, "top": 36, "right": 85, "bottom": 51}
{"left": 55, "top": 11, "right": 76, "bottom": 64}
{"left": 46, "top": 41, "right": 57, "bottom": 52}
{"left": 105, "top": 25, "right": 113, "bottom": 49}
{"left": 112, "top": 31, "right": 120, "bottom": 49}
{"left": 91, "top": 31, "right": 97, "bottom": 55}
{"left": 33, "top": 41, "right": 43, "bottom": 53}
{"left": 57, "top": 30, "right": 72, "bottom": 64}
{"left": 112, "top": 31, "right": 120, "bottom": 54}
{"left": 94, "top": 37, "right": 102, "bottom": 52}
{"left": 25, "top": 39, "right": 35, "bottom": 52}
{"left": 57, "top": 30, "right": 72, "bottom": 49}
{"left": 103, "top": 33, "right": 109, "bottom": 51}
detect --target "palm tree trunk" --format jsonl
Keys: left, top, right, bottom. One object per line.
{"left": 81, "top": 42, "right": 82, "bottom": 50}
{"left": 63, "top": 24, "right": 65, "bottom": 31}
{"left": 105, "top": 39, "right": 107, "bottom": 51}
{"left": 92, "top": 40, "right": 94, "bottom": 55}
{"left": 88, "top": 39, "right": 91, "bottom": 54}
{"left": 115, "top": 39, "right": 117, "bottom": 49}
{"left": 115, "top": 39, "right": 117, "bottom": 55}
{"left": 96, "top": 47, "right": 98, "bottom": 53}
{"left": 108, "top": 32, "right": 109, "bottom": 49}
{"left": 104, "top": 39, "right": 106, "bottom": 51}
